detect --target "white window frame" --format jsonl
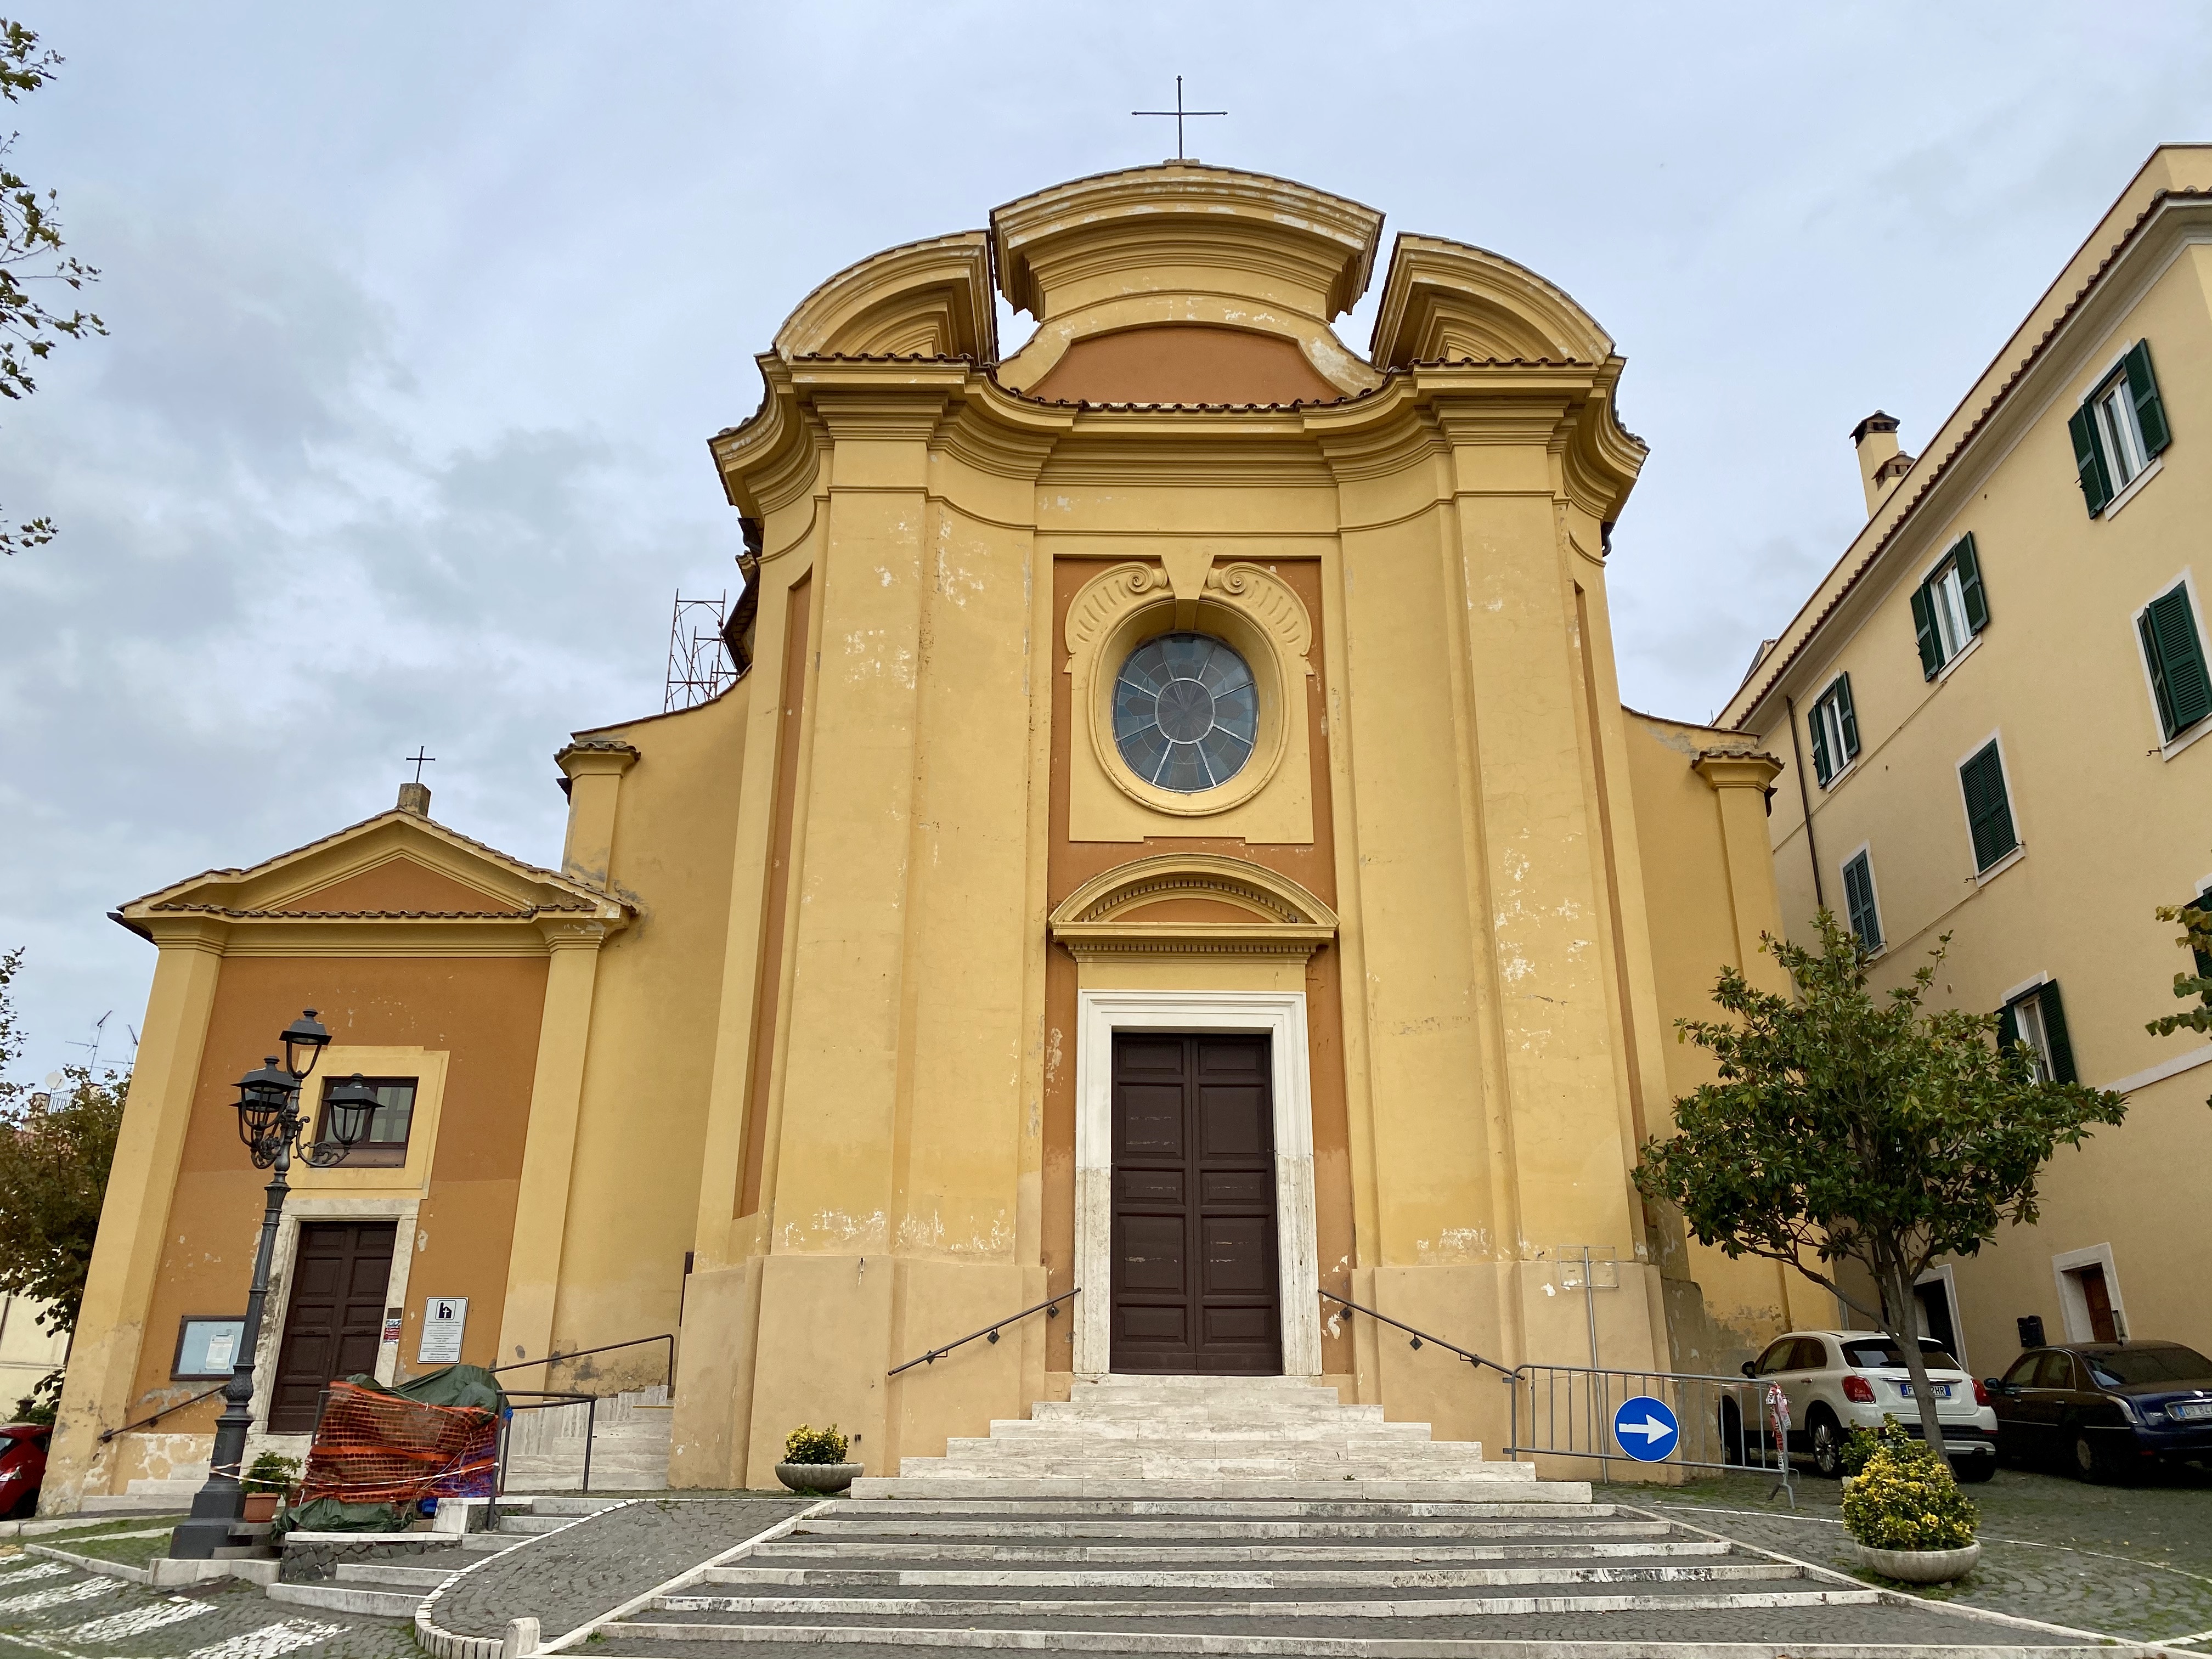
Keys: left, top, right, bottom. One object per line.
{"left": 2051, "top": 1244, "right": 2128, "bottom": 1344}
{"left": 1839, "top": 842, "right": 1884, "bottom": 953}
{"left": 2092, "top": 371, "right": 2151, "bottom": 489}
{"left": 2134, "top": 567, "right": 2212, "bottom": 761}
{"left": 2081, "top": 344, "right": 2167, "bottom": 521}
{"left": 1811, "top": 678, "right": 1857, "bottom": 788}
{"left": 1956, "top": 729, "right": 2023, "bottom": 884}
{"left": 1998, "top": 970, "right": 2055, "bottom": 1084}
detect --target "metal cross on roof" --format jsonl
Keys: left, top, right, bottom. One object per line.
{"left": 405, "top": 747, "right": 437, "bottom": 785}
{"left": 1132, "top": 76, "right": 1225, "bottom": 163}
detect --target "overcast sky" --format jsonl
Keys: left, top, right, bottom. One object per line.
{"left": 2, "top": 2, "right": 2207, "bottom": 1081}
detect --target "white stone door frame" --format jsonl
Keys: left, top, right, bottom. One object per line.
{"left": 1073, "top": 989, "right": 1321, "bottom": 1379}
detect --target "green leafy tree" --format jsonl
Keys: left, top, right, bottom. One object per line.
{"left": 0, "top": 949, "right": 129, "bottom": 1418}
{"left": 0, "top": 19, "right": 104, "bottom": 553}
{"left": 2147, "top": 894, "right": 2212, "bottom": 1104}
{"left": 1634, "top": 912, "right": 2128, "bottom": 1453}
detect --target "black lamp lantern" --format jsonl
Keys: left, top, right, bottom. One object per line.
{"left": 280, "top": 1009, "right": 331, "bottom": 1081}
{"left": 234, "top": 1057, "right": 294, "bottom": 1158}
{"left": 319, "top": 1073, "right": 380, "bottom": 1154}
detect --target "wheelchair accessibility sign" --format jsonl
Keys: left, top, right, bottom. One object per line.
{"left": 1611, "top": 1394, "right": 1679, "bottom": 1462}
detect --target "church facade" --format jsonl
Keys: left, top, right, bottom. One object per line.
{"left": 48, "top": 164, "right": 1810, "bottom": 1508}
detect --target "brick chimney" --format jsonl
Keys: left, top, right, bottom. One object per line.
{"left": 397, "top": 781, "right": 432, "bottom": 817}
{"left": 1851, "top": 411, "right": 1914, "bottom": 515}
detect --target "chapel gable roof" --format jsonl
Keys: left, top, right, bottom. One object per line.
{"left": 771, "top": 231, "right": 997, "bottom": 363}
{"left": 1368, "top": 234, "right": 1615, "bottom": 370}
{"left": 114, "top": 809, "right": 623, "bottom": 935}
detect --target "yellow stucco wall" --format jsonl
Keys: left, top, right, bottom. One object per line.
{"left": 1733, "top": 148, "right": 2212, "bottom": 1375}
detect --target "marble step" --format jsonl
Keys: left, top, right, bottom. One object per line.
{"left": 266, "top": 1579, "right": 421, "bottom": 1618}
{"left": 495, "top": 1513, "right": 577, "bottom": 1534}
{"left": 703, "top": 1553, "right": 1757, "bottom": 1589}
{"left": 830, "top": 1499, "right": 1609, "bottom": 1520}
{"left": 787, "top": 1518, "right": 1663, "bottom": 1540}
{"left": 336, "top": 1561, "right": 463, "bottom": 1588}
{"left": 852, "top": 1477, "right": 1588, "bottom": 1502}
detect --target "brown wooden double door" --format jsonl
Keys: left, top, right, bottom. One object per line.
{"left": 1110, "top": 1033, "right": 1282, "bottom": 1374}
{"left": 268, "top": 1221, "right": 395, "bottom": 1433}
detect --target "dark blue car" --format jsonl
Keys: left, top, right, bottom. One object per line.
{"left": 1986, "top": 1342, "right": 2212, "bottom": 1480}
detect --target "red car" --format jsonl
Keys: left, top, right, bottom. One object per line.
{"left": 0, "top": 1424, "right": 49, "bottom": 1519}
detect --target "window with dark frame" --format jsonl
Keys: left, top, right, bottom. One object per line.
{"left": 1910, "top": 534, "right": 1990, "bottom": 679}
{"left": 1808, "top": 673, "right": 1859, "bottom": 787}
{"left": 1841, "top": 850, "right": 1882, "bottom": 951}
{"left": 318, "top": 1075, "right": 417, "bottom": 1167}
{"left": 1997, "top": 981, "right": 2078, "bottom": 1085}
{"left": 2138, "top": 581, "right": 2212, "bottom": 742}
{"left": 2069, "top": 339, "right": 2171, "bottom": 517}
{"left": 1958, "top": 740, "right": 2018, "bottom": 872}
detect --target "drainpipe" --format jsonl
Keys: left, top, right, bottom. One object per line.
{"left": 1784, "top": 694, "right": 1825, "bottom": 915}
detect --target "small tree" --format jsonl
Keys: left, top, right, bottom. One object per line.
{"left": 1634, "top": 912, "right": 2127, "bottom": 1454}
{"left": 0, "top": 950, "right": 129, "bottom": 1417}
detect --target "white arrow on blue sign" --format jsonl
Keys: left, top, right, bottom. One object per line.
{"left": 1611, "top": 1393, "right": 1679, "bottom": 1462}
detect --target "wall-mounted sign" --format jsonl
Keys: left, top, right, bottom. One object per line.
{"left": 418, "top": 1296, "right": 468, "bottom": 1364}
{"left": 381, "top": 1306, "right": 404, "bottom": 1345}
{"left": 173, "top": 1316, "right": 246, "bottom": 1380}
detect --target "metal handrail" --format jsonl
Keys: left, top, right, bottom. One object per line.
{"left": 99, "top": 1381, "right": 230, "bottom": 1443}
{"left": 495, "top": 1389, "right": 597, "bottom": 1496}
{"left": 1319, "top": 1288, "right": 1516, "bottom": 1379}
{"left": 889, "top": 1289, "right": 1079, "bottom": 1376}
{"left": 490, "top": 1333, "right": 675, "bottom": 1394}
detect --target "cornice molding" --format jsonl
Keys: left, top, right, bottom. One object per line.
{"left": 1693, "top": 751, "right": 1785, "bottom": 791}
{"left": 770, "top": 231, "right": 995, "bottom": 362}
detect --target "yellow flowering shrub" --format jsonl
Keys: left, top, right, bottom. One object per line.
{"left": 782, "top": 1423, "right": 850, "bottom": 1465}
{"left": 1841, "top": 1439, "right": 1977, "bottom": 1551}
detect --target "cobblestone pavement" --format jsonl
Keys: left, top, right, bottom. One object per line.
{"left": 1619, "top": 1461, "right": 2212, "bottom": 1646}
{"left": 0, "top": 1549, "right": 416, "bottom": 1659}
{"left": 431, "top": 1497, "right": 810, "bottom": 1640}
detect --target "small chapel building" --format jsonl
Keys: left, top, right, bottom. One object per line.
{"left": 48, "top": 163, "right": 1816, "bottom": 1508}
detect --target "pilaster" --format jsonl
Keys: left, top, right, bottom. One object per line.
{"left": 1694, "top": 751, "right": 1789, "bottom": 989}
{"left": 557, "top": 741, "right": 640, "bottom": 888}
{"left": 43, "top": 921, "right": 225, "bottom": 1511}
{"left": 495, "top": 917, "right": 619, "bottom": 1376}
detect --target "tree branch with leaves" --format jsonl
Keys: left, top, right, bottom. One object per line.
{"left": 0, "top": 948, "right": 128, "bottom": 1419}
{"left": 1633, "top": 912, "right": 2127, "bottom": 1455}
{"left": 0, "top": 18, "right": 104, "bottom": 553}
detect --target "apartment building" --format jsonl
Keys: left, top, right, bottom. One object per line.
{"left": 1726, "top": 146, "right": 2212, "bottom": 1373}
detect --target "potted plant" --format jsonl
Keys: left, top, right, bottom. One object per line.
{"left": 240, "top": 1452, "right": 301, "bottom": 1523}
{"left": 1840, "top": 1434, "right": 1980, "bottom": 1584}
{"left": 775, "top": 1424, "right": 861, "bottom": 1494}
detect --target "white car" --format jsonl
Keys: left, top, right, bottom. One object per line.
{"left": 1723, "top": 1329, "right": 2000, "bottom": 1481}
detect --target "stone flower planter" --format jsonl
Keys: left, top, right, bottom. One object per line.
{"left": 241, "top": 1493, "right": 283, "bottom": 1522}
{"left": 776, "top": 1460, "right": 862, "bottom": 1494}
{"left": 1852, "top": 1540, "right": 1982, "bottom": 1583}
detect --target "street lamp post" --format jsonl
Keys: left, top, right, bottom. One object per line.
{"left": 168, "top": 1011, "right": 382, "bottom": 1561}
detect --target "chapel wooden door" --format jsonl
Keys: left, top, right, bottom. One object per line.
{"left": 1110, "top": 1032, "right": 1281, "bottom": 1374}
{"left": 268, "top": 1221, "right": 395, "bottom": 1432}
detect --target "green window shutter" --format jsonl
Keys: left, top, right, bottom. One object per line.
{"left": 2036, "top": 981, "right": 2078, "bottom": 1085}
{"left": 2190, "top": 886, "right": 2212, "bottom": 983}
{"left": 1910, "top": 583, "right": 1943, "bottom": 678}
{"left": 1832, "top": 675, "right": 1860, "bottom": 759}
{"left": 1809, "top": 699, "right": 1833, "bottom": 785}
{"left": 1842, "top": 851, "right": 1880, "bottom": 947}
{"left": 1953, "top": 534, "right": 1989, "bottom": 634}
{"left": 2070, "top": 404, "right": 2114, "bottom": 516}
{"left": 1960, "top": 742, "right": 2017, "bottom": 871}
{"left": 2143, "top": 585, "right": 2212, "bottom": 738}
{"left": 2124, "top": 340, "right": 2171, "bottom": 458}
{"left": 1996, "top": 1001, "right": 2021, "bottom": 1053}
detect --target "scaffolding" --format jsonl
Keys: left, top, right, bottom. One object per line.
{"left": 664, "top": 592, "right": 736, "bottom": 712}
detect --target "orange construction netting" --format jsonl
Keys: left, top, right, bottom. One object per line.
{"left": 300, "top": 1379, "right": 499, "bottom": 1505}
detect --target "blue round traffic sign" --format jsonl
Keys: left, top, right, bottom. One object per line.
{"left": 1612, "top": 1394, "right": 1680, "bottom": 1462}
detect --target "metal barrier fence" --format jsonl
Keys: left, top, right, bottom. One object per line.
{"left": 1505, "top": 1362, "right": 1797, "bottom": 1506}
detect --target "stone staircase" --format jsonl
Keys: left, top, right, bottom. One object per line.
{"left": 587, "top": 1492, "right": 2067, "bottom": 1654}
{"left": 862, "top": 1373, "right": 1570, "bottom": 1498}
{"left": 268, "top": 1494, "right": 622, "bottom": 1618}
{"left": 501, "top": 1385, "right": 673, "bottom": 1492}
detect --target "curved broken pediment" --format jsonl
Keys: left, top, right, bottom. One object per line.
{"left": 1369, "top": 234, "right": 1615, "bottom": 369}
{"left": 771, "top": 232, "right": 996, "bottom": 362}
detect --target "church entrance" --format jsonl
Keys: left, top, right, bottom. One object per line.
{"left": 1109, "top": 1032, "right": 1282, "bottom": 1374}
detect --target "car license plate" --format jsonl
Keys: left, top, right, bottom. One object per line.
{"left": 2171, "top": 1400, "right": 2212, "bottom": 1421}
{"left": 1899, "top": 1383, "right": 1952, "bottom": 1400}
